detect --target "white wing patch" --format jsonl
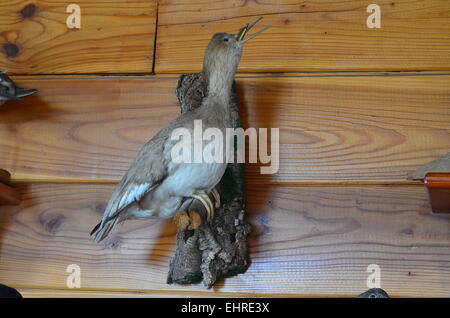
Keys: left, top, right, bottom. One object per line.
{"left": 116, "top": 183, "right": 151, "bottom": 213}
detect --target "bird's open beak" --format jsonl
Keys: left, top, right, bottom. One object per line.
{"left": 15, "top": 87, "right": 37, "bottom": 98}
{"left": 237, "top": 16, "right": 270, "bottom": 43}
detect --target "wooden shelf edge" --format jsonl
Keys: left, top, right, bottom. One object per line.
{"left": 425, "top": 173, "right": 450, "bottom": 214}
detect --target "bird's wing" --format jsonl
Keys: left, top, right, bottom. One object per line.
{"left": 91, "top": 110, "right": 199, "bottom": 242}
{"left": 99, "top": 132, "right": 172, "bottom": 226}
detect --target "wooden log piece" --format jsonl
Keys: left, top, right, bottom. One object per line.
{"left": 167, "top": 73, "right": 251, "bottom": 288}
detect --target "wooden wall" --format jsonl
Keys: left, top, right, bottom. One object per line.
{"left": 0, "top": 0, "right": 449, "bottom": 297}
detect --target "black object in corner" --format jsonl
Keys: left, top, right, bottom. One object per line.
{"left": 0, "top": 284, "right": 22, "bottom": 298}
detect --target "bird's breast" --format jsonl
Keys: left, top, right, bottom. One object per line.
{"left": 164, "top": 161, "right": 227, "bottom": 197}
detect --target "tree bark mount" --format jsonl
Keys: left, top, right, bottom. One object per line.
{"left": 167, "top": 73, "right": 251, "bottom": 288}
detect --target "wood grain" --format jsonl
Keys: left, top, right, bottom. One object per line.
{"left": 0, "top": 76, "right": 179, "bottom": 182}
{"left": 240, "top": 74, "right": 450, "bottom": 183}
{"left": 156, "top": 0, "right": 450, "bottom": 73}
{"left": 0, "top": 0, "right": 156, "bottom": 74}
{"left": 16, "top": 288, "right": 262, "bottom": 298}
{"left": 0, "top": 74, "right": 448, "bottom": 183}
{"left": 1, "top": 183, "right": 449, "bottom": 297}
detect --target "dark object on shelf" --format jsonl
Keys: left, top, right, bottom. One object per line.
{"left": 0, "top": 284, "right": 22, "bottom": 298}
{"left": 425, "top": 173, "right": 450, "bottom": 214}
{"left": 0, "top": 169, "right": 21, "bottom": 206}
{"left": 167, "top": 73, "right": 251, "bottom": 288}
{"left": 357, "top": 288, "right": 390, "bottom": 298}
{"left": 0, "top": 70, "right": 37, "bottom": 106}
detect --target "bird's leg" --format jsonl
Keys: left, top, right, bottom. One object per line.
{"left": 190, "top": 188, "right": 221, "bottom": 222}
{"left": 191, "top": 191, "right": 214, "bottom": 221}
{"left": 210, "top": 188, "right": 220, "bottom": 209}
{"left": 174, "top": 188, "right": 221, "bottom": 231}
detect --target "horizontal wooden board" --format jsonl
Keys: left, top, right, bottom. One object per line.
{"left": 241, "top": 74, "right": 450, "bottom": 183}
{"left": 1, "top": 183, "right": 450, "bottom": 297}
{"left": 16, "top": 288, "right": 239, "bottom": 298}
{"left": 0, "top": 74, "right": 449, "bottom": 183}
{"left": 0, "top": 0, "right": 156, "bottom": 74}
{"left": 155, "top": 0, "right": 450, "bottom": 73}
{"left": 0, "top": 76, "right": 179, "bottom": 182}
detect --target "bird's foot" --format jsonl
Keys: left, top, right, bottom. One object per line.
{"left": 173, "top": 210, "right": 202, "bottom": 231}
{"left": 174, "top": 189, "right": 221, "bottom": 231}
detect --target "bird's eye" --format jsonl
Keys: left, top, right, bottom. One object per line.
{"left": 223, "top": 38, "right": 229, "bottom": 42}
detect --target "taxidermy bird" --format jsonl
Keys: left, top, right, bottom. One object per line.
{"left": 91, "top": 17, "right": 269, "bottom": 242}
{"left": 0, "top": 71, "right": 37, "bottom": 106}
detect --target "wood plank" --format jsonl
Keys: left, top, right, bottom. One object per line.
{"left": 16, "top": 288, "right": 238, "bottom": 298}
{"left": 1, "top": 183, "right": 449, "bottom": 297}
{"left": 241, "top": 74, "right": 450, "bottom": 183}
{"left": 1, "top": 74, "right": 448, "bottom": 183}
{"left": 156, "top": 0, "right": 450, "bottom": 73}
{"left": 0, "top": 1, "right": 156, "bottom": 74}
{"left": 0, "top": 75, "right": 179, "bottom": 182}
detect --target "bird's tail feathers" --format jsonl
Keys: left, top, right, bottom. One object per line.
{"left": 90, "top": 216, "right": 120, "bottom": 243}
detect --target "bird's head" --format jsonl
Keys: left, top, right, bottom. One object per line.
{"left": 0, "top": 71, "right": 15, "bottom": 96}
{"left": 0, "top": 70, "right": 37, "bottom": 102}
{"left": 202, "top": 17, "right": 269, "bottom": 87}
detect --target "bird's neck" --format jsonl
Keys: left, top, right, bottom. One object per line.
{"left": 203, "top": 65, "right": 236, "bottom": 105}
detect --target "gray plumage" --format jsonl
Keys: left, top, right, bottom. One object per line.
{"left": 408, "top": 152, "right": 450, "bottom": 180}
{"left": 91, "top": 18, "right": 269, "bottom": 242}
{"left": 0, "top": 71, "right": 37, "bottom": 106}
{"left": 357, "top": 288, "right": 390, "bottom": 298}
